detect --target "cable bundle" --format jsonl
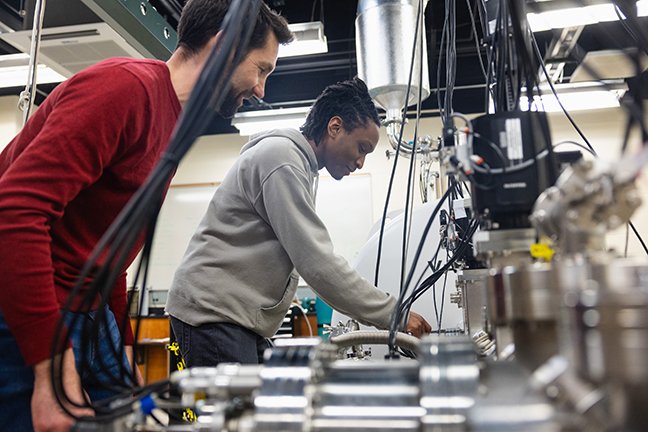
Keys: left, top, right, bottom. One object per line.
{"left": 49, "top": 0, "right": 261, "bottom": 423}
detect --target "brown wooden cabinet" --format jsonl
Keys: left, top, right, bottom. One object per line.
{"left": 294, "top": 312, "right": 318, "bottom": 338}
{"left": 130, "top": 312, "right": 318, "bottom": 384}
{"left": 130, "top": 317, "right": 170, "bottom": 384}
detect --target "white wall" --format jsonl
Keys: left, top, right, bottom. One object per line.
{"left": 170, "top": 134, "right": 249, "bottom": 185}
{"left": 0, "top": 96, "right": 22, "bottom": 152}
{"left": 1, "top": 96, "right": 646, "bottom": 259}
{"left": 175, "top": 108, "right": 648, "bottom": 258}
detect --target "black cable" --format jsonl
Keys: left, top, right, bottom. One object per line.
{"left": 385, "top": 0, "right": 426, "bottom": 356}
{"left": 388, "top": 187, "right": 453, "bottom": 353}
{"left": 614, "top": 5, "right": 648, "bottom": 57}
{"left": 462, "top": 181, "right": 472, "bottom": 196}
{"left": 436, "top": 0, "right": 448, "bottom": 124}
{"left": 430, "top": 261, "right": 441, "bottom": 328}
{"left": 545, "top": 3, "right": 648, "bottom": 151}
{"left": 612, "top": 1, "right": 648, "bottom": 55}
{"left": 530, "top": 33, "right": 598, "bottom": 156}
{"left": 629, "top": 220, "right": 648, "bottom": 256}
{"left": 471, "top": 131, "right": 509, "bottom": 167}
{"left": 437, "top": 259, "right": 450, "bottom": 332}
{"left": 399, "top": 0, "right": 427, "bottom": 298}
{"left": 553, "top": 140, "right": 597, "bottom": 156}
{"left": 495, "top": 0, "right": 508, "bottom": 110}
{"left": 444, "top": 0, "right": 457, "bottom": 127}
{"left": 508, "top": 0, "right": 538, "bottom": 106}
{"left": 453, "top": 174, "right": 465, "bottom": 198}
{"left": 465, "top": 0, "right": 488, "bottom": 81}
{"left": 51, "top": 0, "right": 260, "bottom": 419}
{"left": 531, "top": 15, "right": 640, "bottom": 156}
{"left": 400, "top": 217, "right": 478, "bottom": 318}
{"left": 373, "top": 0, "right": 423, "bottom": 287}
{"left": 481, "top": 0, "right": 498, "bottom": 112}
{"left": 531, "top": 24, "right": 648, "bottom": 257}
{"left": 411, "top": 242, "right": 444, "bottom": 329}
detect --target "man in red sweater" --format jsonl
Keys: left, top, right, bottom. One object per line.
{"left": 0, "top": 1, "right": 292, "bottom": 431}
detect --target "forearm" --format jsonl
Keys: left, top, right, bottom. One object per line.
{"left": 0, "top": 210, "right": 64, "bottom": 365}
{"left": 300, "top": 258, "right": 397, "bottom": 330}
{"left": 32, "top": 348, "right": 94, "bottom": 431}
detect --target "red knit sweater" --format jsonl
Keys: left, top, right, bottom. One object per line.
{"left": 0, "top": 58, "right": 181, "bottom": 366}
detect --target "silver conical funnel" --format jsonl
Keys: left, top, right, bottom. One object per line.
{"left": 356, "top": 0, "right": 430, "bottom": 115}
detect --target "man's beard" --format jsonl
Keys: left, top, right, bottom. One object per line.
{"left": 218, "top": 87, "right": 243, "bottom": 119}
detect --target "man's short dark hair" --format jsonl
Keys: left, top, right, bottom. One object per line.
{"left": 301, "top": 77, "right": 381, "bottom": 144}
{"left": 177, "top": 0, "right": 293, "bottom": 57}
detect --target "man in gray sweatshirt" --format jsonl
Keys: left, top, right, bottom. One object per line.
{"left": 166, "top": 78, "right": 431, "bottom": 366}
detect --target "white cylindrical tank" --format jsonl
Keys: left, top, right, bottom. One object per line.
{"left": 331, "top": 200, "right": 464, "bottom": 357}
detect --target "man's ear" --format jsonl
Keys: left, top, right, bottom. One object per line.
{"left": 327, "top": 116, "right": 343, "bottom": 138}
{"left": 206, "top": 31, "right": 222, "bottom": 51}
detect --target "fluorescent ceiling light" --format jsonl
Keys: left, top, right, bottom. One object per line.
{"left": 278, "top": 21, "right": 328, "bottom": 58}
{"left": 0, "top": 53, "right": 66, "bottom": 88}
{"left": 527, "top": 0, "right": 648, "bottom": 32}
{"left": 520, "top": 89, "right": 623, "bottom": 112}
{"left": 232, "top": 106, "right": 310, "bottom": 136}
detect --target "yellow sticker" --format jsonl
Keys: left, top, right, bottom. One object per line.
{"left": 530, "top": 243, "right": 555, "bottom": 261}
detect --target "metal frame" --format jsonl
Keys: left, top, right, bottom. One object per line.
{"left": 79, "top": 0, "right": 177, "bottom": 59}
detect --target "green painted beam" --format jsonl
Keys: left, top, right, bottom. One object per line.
{"left": 80, "top": 0, "right": 177, "bottom": 60}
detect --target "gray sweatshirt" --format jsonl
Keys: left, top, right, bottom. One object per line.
{"left": 166, "top": 128, "right": 396, "bottom": 337}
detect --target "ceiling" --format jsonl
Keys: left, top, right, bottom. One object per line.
{"left": 0, "top": 0, "right": 646, "bottom": 135}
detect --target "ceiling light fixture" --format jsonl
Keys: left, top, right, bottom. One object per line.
{"left": 232, "top": 106, "right": 311, "bottom": 136}
{"left": 0, "top": 53, "right": 66, "bottom": 88}
{"left": 527, "top": 0, "right": 648, "bottom": 32}
{"left": 278, "top": 21, "right": 328, "bottom": 58}
{"left": 520, "top": 83, "right": 625, "bottom": 112}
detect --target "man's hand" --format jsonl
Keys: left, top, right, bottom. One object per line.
{"left": 32, "top": 348, "right": 93, "bottom": 432}
{"left": 405, "top": 311, "right": 432, "bottom": 337}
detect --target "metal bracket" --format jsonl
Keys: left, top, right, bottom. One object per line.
{"left": 79, "top": 0, "right": 177, "bottom": 60}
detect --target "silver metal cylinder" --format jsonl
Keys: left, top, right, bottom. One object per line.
{"left": 506, "top": 263, "right": 560, "bottom": 371}
{"left": 574, "top": 260, "right": 648, "bottom": 384}
{"left": 419, "top": 335, "right": 479, "bottom": 431}
{"left": 254, "top": 339, "right": 327, "bottom": 432}
{"left": 355, "top": 0, "right": 430, "bottom": 113}
{"left": 557, "top": 258, "right": 648, "bottom": 431}
{"left": 456, "top": 269, "right": 489, "bottom": 337}
{"left": 310, "top": 360, "right": 423, "bottom": 431}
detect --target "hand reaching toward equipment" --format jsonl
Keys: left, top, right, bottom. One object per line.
{"left": 405, "top": 311, "right": 432, "bottom": 337}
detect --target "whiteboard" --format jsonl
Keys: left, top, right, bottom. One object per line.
{"left": 127, "top": 184, "right": 219, "bottom": 291}
{"left": 315, "top": 174, "right": 373, "bottom": 263}
{"left": 129, "top": 174, "right": 374, "bottom": 294}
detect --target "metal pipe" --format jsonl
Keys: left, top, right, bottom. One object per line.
{"left": 329, "top": 330, "right": 420, "bottom": 352}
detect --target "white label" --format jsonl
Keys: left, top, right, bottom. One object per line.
{"left": 503, "top": 182, "right": 527, "bottom": 189}
{"left": 453, "top": 199, "right": 468, "bottom": 219}
{"left": 505, "top": 118, "right": 524, "bottom": 162}
{"left": 489, "top": 20, "right": 497, "bottom": 35}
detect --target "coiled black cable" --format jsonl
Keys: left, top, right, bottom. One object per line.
{"left": 50, "top": 0, "right": 261, "bottom": 421}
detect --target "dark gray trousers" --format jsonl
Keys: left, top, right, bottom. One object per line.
{"left": 170, "top": 316, "right": 272, "bottom": 367}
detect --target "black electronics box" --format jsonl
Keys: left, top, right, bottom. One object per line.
{"left": 470, "top": 110, "right": 558, "bottom": 229}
